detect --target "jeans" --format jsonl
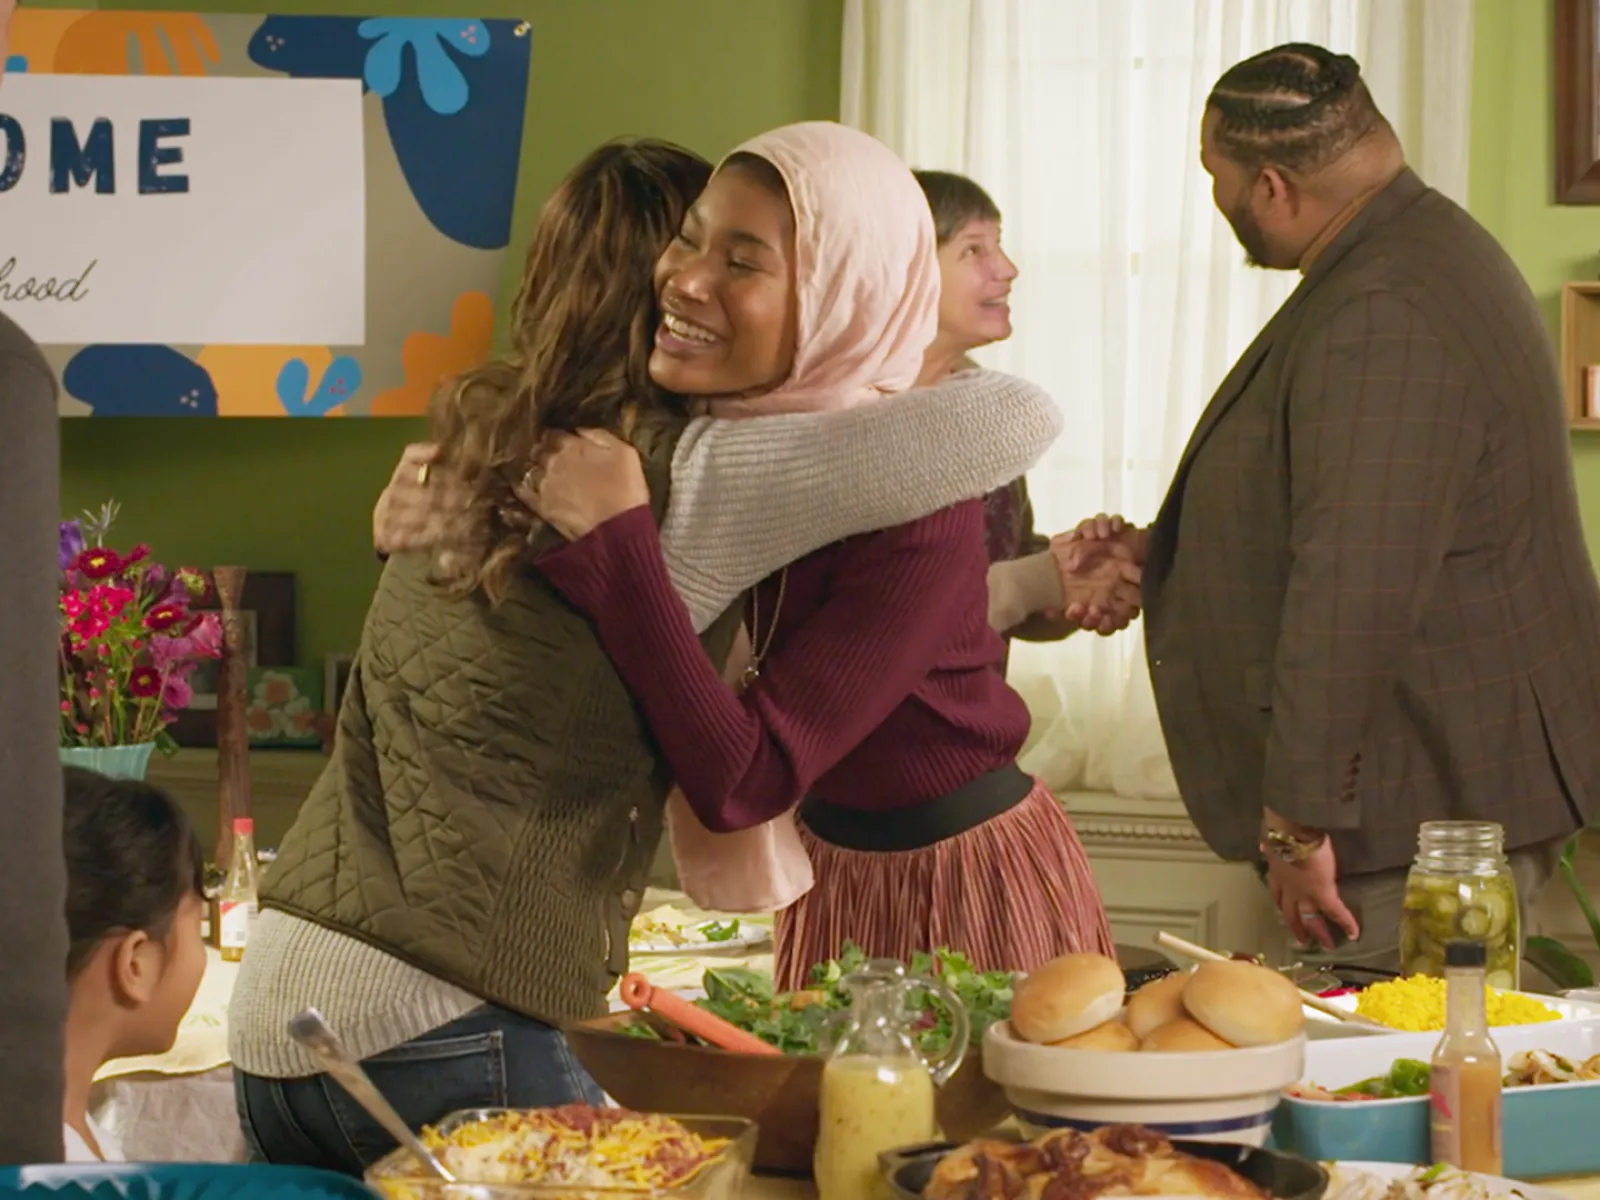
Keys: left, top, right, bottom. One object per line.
{"left": 235, "top": 1003, "right": 605, "bottom": 1175}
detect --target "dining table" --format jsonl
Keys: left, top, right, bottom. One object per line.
{"left": 88, "top": 888, "right": 772, "bottom": 1163}
{"left": 83, "top": 892, "right": 1600, "bottom": 1199}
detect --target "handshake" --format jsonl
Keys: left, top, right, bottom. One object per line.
{"left": 987, "top": 514, "right": 1148, "bottom": 638}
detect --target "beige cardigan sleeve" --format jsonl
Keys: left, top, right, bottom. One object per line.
{"left": 662, "top": 369, "right": 1062, "bottom": 631}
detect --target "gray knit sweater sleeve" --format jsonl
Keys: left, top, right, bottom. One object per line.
{"left": 662, "top": 369, "right": 1062, "bottom": 631}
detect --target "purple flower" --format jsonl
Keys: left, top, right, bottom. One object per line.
{"left": 58, "top": 521, "right": 84, "bottom": 572}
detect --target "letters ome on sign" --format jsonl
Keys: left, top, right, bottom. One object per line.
{"left": 0, "top": 74, "right": 365, "bottom": 346}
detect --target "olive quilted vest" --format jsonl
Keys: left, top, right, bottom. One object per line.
{"left": 263, "top": 422, "right": 742, "bottom": 1024}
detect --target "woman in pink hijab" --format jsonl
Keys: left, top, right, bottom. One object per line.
{"left": 531, "top": 122, "right": 1116, "bottom": 988}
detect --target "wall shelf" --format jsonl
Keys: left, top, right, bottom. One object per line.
{"left": 1559, "top": 282, "right": 1600, "bottom": 428}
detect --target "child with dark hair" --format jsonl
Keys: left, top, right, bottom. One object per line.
{"left": 61, "top": 766, "right": 207, "bottom": 1162}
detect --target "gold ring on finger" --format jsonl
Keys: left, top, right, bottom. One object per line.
{"left": 416, "top": 463, "right": 431, "bottom": 487}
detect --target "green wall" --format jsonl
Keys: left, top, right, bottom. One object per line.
{"left": 1471, "top": 0, "right": 1600, "bottom": 556}
{"left": 60, "top": 0, "right": 843, "bottom": 666}
{"left": 57, "top": 0, "right": 1595, "bottom": 668}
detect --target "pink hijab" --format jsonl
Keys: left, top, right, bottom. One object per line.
{"left": 669, "top": 125, "right": 939, "bottom": 913}
{"left": 708, "top": 121, "right": 940, "bottom": 418}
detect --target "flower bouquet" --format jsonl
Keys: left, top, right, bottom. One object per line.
{"left": 59, "top": 501, "right": 223, "bottom": 772}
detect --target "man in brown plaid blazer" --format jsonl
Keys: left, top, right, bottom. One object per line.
{"left": 1070, "top": 44, "right": 1600, "bottom": 968}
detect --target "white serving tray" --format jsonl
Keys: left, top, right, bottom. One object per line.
{"left": 1301, "top": 989, "right": 1600, "bottom": 1038}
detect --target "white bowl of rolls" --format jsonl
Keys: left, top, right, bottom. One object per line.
{"left": 982, "top": 954, "right": 1306, "bottom": 1146}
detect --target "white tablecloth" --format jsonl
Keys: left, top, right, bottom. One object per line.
{"left": 91, "top": 1066, "right": 247, "bottom": 1163}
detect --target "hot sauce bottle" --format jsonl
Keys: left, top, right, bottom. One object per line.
{"left": 1429, "top": 939, "right": 1503, "bottom": 1174}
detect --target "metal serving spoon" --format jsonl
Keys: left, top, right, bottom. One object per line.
{"left": 288, "top": 1006, "right": 455, "bottom": 1182}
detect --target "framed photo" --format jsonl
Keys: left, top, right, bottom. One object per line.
{"left": 1556, "top": 0, "right": 1600, "bottom": 203}
{"left": 170, "top": 571, "right": 297, "bottom": 748}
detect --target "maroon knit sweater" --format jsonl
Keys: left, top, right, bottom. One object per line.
{"left": 538, "top": 499, "right": 1030, "bottom": 833}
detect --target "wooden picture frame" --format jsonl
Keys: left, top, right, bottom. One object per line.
{"left": 1557, "top": 0, "right": 1600, "bottom": 203}
{"left": 170, "top": 571, "right": 297, "bottom": 748}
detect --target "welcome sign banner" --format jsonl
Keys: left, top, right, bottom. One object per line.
{"left": 0, "top": 11, "right": 532, "bottom": 416}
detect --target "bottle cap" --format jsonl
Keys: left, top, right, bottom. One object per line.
{"left": 232, "top": 817, "right": 255, "bottom": 835}
{"left": 1444, "top": 940, "right": 1487, "bottom": 968}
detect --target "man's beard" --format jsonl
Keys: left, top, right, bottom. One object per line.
{"left": 1225, "top": 198, "right": 1272, "bottom": 269}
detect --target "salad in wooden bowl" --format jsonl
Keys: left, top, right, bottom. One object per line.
{"left": 566, "top": 945, "right": 1015, "bottom": 1173}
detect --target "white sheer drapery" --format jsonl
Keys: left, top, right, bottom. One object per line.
{"left": 842, "top": 0, "right": 1474, "bottom": 799}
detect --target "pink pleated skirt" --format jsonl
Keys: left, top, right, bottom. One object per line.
{"left": 773, "top": 779, "right": 1114, "bottom": 991}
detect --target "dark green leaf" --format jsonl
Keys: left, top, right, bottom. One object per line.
{"left": 1525, "top": 935, "right": 1596, "bottom": 989}
{"left": 702, "top": 966, "right": 772, "bottom": 1005}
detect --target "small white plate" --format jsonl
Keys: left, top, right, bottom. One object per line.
{"left": 1329, "top": 1160, "right": 1565, "bottom": 1200}
{"left": 629, "top": 930, "right": 771, "bottom": 955}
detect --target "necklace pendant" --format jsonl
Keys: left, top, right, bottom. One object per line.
{"left": 740, "top": 663, "right": 761, "bottom": 686}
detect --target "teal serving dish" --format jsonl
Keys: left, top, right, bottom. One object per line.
{"left": 0, "top": 1164, "right": 376, "bottom": 1198}
{"left": 1271, "top": 1017, "right": 1600, "bottom": 1179}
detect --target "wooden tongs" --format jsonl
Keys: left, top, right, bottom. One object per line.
{"left": 1154, "top": 931, "right": 1388, "bottom": 1029}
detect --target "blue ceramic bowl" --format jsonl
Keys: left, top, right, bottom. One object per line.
{"left": 1272, "top": 1017, "right": 1600, "bottom": 1179}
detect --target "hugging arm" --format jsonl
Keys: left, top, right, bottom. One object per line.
{"left": 662, "top": 370, "right": 1061, "bottom": 631}
{"left": 538, "top": 504, "right": 977, "bottom": 831}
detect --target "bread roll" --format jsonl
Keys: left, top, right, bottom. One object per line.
{"left": 1124, "top": 970, "right": 1191, "bottom": 1039}
{"left": 1011, "top": 952, "right": 1125, "bottom": 1043}
{"left": 1182, "top": 960, "right": 1304, "bottom": 1047}
{"left": 1138, "top": 1016, "right": 1234, "bottom": 1052}
{"left": 1051, "top": 1020, "right": 1139, "bottom": 1052}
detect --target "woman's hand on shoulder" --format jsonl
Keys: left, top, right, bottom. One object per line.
{"left": 522, "top": 429, "right": 650, "bottom": 542}
{"left": 374, "top": 442, "right": 460, "bottom": 555}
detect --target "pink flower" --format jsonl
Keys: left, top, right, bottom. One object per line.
{"left": 70, "top": 612, "right": 109, "bottom": 640}
{"left": 75, "top": 548, "right": 121, "bottom": 579}
{"left": 188, "top": 612, "right": 223, "bottom": 659}
{"left": 161, "top": 674, "right": 193, "bottom": 711}
{"left": 127, "top": 665, "right": 162, "bottom": 699}
{"left": 89, "top": 585, "right": 134, "bottom": 618}
{"left": 144, "top": 602, "right": 185, "bottom": 632}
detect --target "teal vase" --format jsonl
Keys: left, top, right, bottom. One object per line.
{"left": 59, "top": 742, "right": 156, "bottom": 780}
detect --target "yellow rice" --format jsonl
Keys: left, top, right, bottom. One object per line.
{"left": 1354, "top": 974, "right": 1560, "bottom": 1032}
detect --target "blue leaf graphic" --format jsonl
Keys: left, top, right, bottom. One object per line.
{"left": 247, "top": 16, "right": 369, "bottom": 83}
{"left": 63, "top": 346, "right": 217, "bottom": 417}
{"left": 277, "top": 356, "right": 363, "bottom": 417}
{"left": 381, "top": 19, "right": 531, "bottom": 249}
{"left": 361, "top": 28, "right": 405, "bottom": 97}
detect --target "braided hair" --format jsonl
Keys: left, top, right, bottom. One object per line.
{"left": 1206, "top": 43, "right": 1386, "bottom": 175}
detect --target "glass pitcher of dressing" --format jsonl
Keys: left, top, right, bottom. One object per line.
{"left": 814, "top": 959, "right": 969, "bottom": 1200}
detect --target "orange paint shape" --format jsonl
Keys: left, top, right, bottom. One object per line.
{"left": 54, "top": 11, "right": 220, "bottom": 75}
{"left": 370, "top": 291, "right": 495, "bottom": 417}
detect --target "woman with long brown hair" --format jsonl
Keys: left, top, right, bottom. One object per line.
{"left": 228, "top": 137, "right": 1065, "bottom": 1174}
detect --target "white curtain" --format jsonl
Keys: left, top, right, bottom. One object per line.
{"left": 842, "top": 0, "right": 1475, "bottom": 802}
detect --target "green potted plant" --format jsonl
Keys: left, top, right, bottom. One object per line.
{"left": 1524, "top": 832, "right": 1600, "bottom": 990}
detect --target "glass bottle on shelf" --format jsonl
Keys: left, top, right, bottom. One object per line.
{"left": 815, "top": 959, "right": 969, "bottom": 1200}
{"left": 218, "top": 817, "right": 260, "bottom": 963}
{"left": 1400, "top": 821, "right": 1520, "bottom": 989}
{"left": 1429, "top": 940, "right": 1504, "bottom": 1174}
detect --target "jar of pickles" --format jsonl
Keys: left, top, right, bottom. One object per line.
{"left": 1400, "top": 821, "right": 1520, "bottom": 989}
